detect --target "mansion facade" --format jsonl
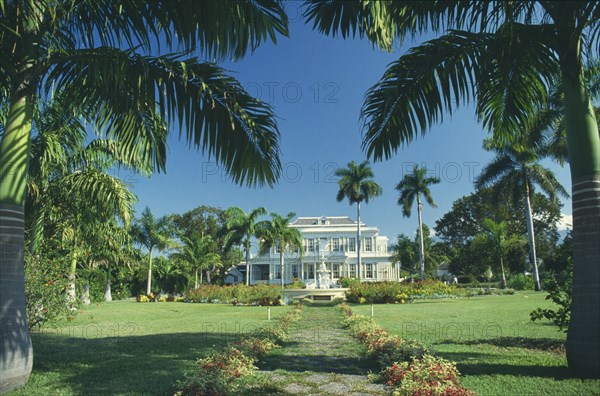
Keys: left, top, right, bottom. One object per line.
{"left": 248, "top": 216, "right": 400, "bottom": 286}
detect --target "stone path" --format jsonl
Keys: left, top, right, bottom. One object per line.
{"left": 245, "top": 305, "right": 391, "bottom": 395}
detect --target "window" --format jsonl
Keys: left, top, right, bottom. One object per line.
{"left": 304, "top": 264, "right": 315, "bottom": 279}
{"left": 275, "top": 267, "right": 281, "bottom": 279}
{"left": 331, "top": 238, "right": 340, "bottom": 251}
{"left": 307, "top": 238, "right": 315, "bottom": 252}
{"left": 364, "top": 237, "right": 373, "bottom": 252}
{"left": 365, "top": 263, "right": 374, "bottom": 278}
{"left": 349, "top": 264, "right": 357, "bottom": 278}
{"left": 349, "top": 238, "right": 356, "bottom": 252}
{"left": 292, "top": 264, "right": 299, "bottom": 279}
{"left": 332, "top": 263, "right": 340, "bottom": 278}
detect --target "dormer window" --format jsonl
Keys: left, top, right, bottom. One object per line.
{"left": 319, "top": 216, "right": 329, "bottom": 225}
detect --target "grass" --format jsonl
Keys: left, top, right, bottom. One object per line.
{"left": 351, "top": 291, "right": 600, "bottom": 396}
{"left": 10, "top": 301, "right": 291, "bottom": 396}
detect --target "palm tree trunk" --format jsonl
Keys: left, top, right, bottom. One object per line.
{"left": 199, "top": 270, "right": 203, "bottom": 286}
{"left": 280, "top": 249, "right": 285, "bottom": 289}
{"left": 245, "top": 242, "right": 251, "bottom": 286}
{"left": 357, "top": 202, "right": 361, "bottom": 281}
{"left": 194, "top": 268, "right": 199, "bottom": 289}
{"left": 499, "top": 256, "right": 507, "bottom": 289}
{"left": 561, "top": 49, "right": 600, "bottom": 376}
{"left": 524, "top": 180, "right": 541, "bottom": 291}
{"left": 417, "top": 195, "right": 425, "bottom": 281}
{"left": 146, "top": 247, "right": 153, "bottom": 295}
{"left": 81, "top": 283, "right": 91, "bottom": 305}
{"left": 0, "top": 93, "right": 34, "bottom": 392}
{"left": 67, "top": 252, "right": 78, "bottom": 307}
{"left": 104, "top": 280, "right": 112, "bottom": 302}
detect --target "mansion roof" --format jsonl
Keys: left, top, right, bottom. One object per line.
{"left": 291, "top": 216, "right": 357, "bottom": 226}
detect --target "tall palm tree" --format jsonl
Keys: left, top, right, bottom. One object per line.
{"left": 476, "top": 142, "right": 569, "bottom": 291}
{"left": 224, "top": 207, "right": 267, "bottom": 285}
{"left": 0, "top": 1, "right": 288, "bottom": 390}
{"left": 256, "top": 212, "right": 302, "bottom": 289}
{"left": 130, "top": 208, "right": 174, "bottom": 295}
{"left": 396, "top": 166, "right": 440, "bottom": 281}
{"left": 304, "top": 1, "right": 600, "bottom": 375}
{"left": 335, "top": 160, "right": 382, "bottom": 281}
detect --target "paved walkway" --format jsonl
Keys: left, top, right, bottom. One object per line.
{"left": 247, "top": 305, "right": 390, "bottom": 395}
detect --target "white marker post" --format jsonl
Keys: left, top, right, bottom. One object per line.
{"left": 268, "top": 306, "right": 271, "bottom": 321}
{"left": 371, "top": 304, "right": 374, "bottom": 318}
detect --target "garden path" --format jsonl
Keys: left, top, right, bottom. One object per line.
{"left": 247, "top": 305, "right": 390, "bottom": 395}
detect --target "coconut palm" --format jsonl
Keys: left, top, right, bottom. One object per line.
{"left": 224, "top": 207, "right": 267, "bottom": 285}
{"left": 303, "top": 1, "right": 600, "bottom": 375}
{"left": 476, "top": 141, "right": 569, "bottom": 291}
{"left": 130, "top": 208, "right": 175, "bottom": 296}
{"left": 396, "top": 166, "right": 440, "bottom": 281}
{"left": 335, "top": 160, "right": 382, "bottom": 281}
{"left": 0, "top": 1, "right": 288, "bottom": 390}
{"left": 256, "top": 212, "right": 302, "bottom": 289}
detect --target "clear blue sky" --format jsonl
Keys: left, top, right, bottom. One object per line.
{"left": 128, "top": 9, "right": 572, "bottom": 242}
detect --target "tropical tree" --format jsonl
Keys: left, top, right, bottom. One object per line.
{"left": 335, "top": 160, "right": 382, "bottom": 281}
{"left": 476, "top": 140, "right": 569, "bottom": 291}
{"left": 0, "top": 1, "right": 288, "bottom": 390}
{"left": 130, "top": 208, "right": 175, "bottom": 296}
{"left": 396, "top": 165, "right": 440, "bottom": 281}
{"left": 303, "top": 1, "right": 600, "bottom": 375}
{"left": 172, "top": 233, "right": 220, "bottom": 289}
{"left": 478, "top": 219, "right": 526, "bottom": 289}
{"left": 256, "top": 212, "right": 302, "bottom": 289}
{"left": 224, "top": 207, "right": 267, "bottom": 285}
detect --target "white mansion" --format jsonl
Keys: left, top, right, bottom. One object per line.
{"left": 248, "top": 216, "right": 400, "bottom": 286}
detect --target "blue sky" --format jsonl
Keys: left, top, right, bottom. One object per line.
{"left": 128, "top": 7, "right": 572, "bottom": 242}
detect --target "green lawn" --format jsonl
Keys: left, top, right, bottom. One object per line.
{"left": 10, "top": 301, "right": 290, "bottom": 396}
{"left": 351, "top": 291, "right": 600, "bottom": 396}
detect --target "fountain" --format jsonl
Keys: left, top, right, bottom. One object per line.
{"left": 316, "top": 261, "right": 332, "bottom": 289}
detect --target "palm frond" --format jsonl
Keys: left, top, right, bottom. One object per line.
{"left": 361, "top": 30, "right": 484, "bottom": 160}
{"left": 47, "top": 48, "right": 281, "bottom": 186}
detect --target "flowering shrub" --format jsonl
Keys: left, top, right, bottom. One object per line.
{"left": 174, "top": 303, "right": 303, "bottom": 395}
{"left": 339, "top": 304, "right": 474, "bottom": 396}
{"left": 136, "top": 294, "right": 150, "bottom": 302}
{"left": 185, "top": 284, "right": 282, "bottom": 305}
{"left": 233, "top": 337, "right": 279, "bottom": 359}
{"left": 345, "top": 280, "right": 458, "bottom": 304}
{"left": 384, "top": 355, "right": 474, "bottom": 396}
{"left": 25, "top": 252, "right": 76, "bottom": 329}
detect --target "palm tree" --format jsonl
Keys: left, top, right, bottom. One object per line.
{"left": 335, "top": 160, "right": 382, "bottom": 281}
{"left": 396, "top": 166, "right": 440, "bottom": 281}
{"left": 479, "top": 219, "right": 526, "bottom": 289}
{"left": 0, "top": 2, "right": 288, "bottom": 390}
{"left": 303, "top": 2, "right": 600, "bottom": 375}
{"left": 256, "top": 212, "right": 302, "bottom": 289}
{"left": 130, "top": 208, "right": 174, "bottom": 296}
{"left": 224, "top": 207, "right": 267, "bottom": 285}
{"left": 172, "top": 233, "right": 219, "bottom": 289}
{"left": 476, "top": 141, "right": 569, "bottom": 291}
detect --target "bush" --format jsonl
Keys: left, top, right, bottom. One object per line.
{"left": 185, "top": 284, "right": 282, "bottom": 305}
{"left": 345, "top": 280, "right": 458, "bottom": 304}
{"left": 383, "top": 355, "right": 474, "bottom": 396}
{"left": 531, "top": 260, "right": 572, "bottom": 332}
{"left": 508, "top": 274, "right": 534, "bottom": 290}
{"left": 25, "top": 253, "right": 76, "bottom": 329}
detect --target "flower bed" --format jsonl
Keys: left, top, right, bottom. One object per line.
{"left": 345, "top": 280, "right": 460, "bottom": 304}
{"left": 184, "top": 284, "right": 283, "bottom": 306}
{"left": 174, "top": 303, "right": 303, "bottom": 395}
{"left": 339, "top": 304, "right": 474, "bottom": 396}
